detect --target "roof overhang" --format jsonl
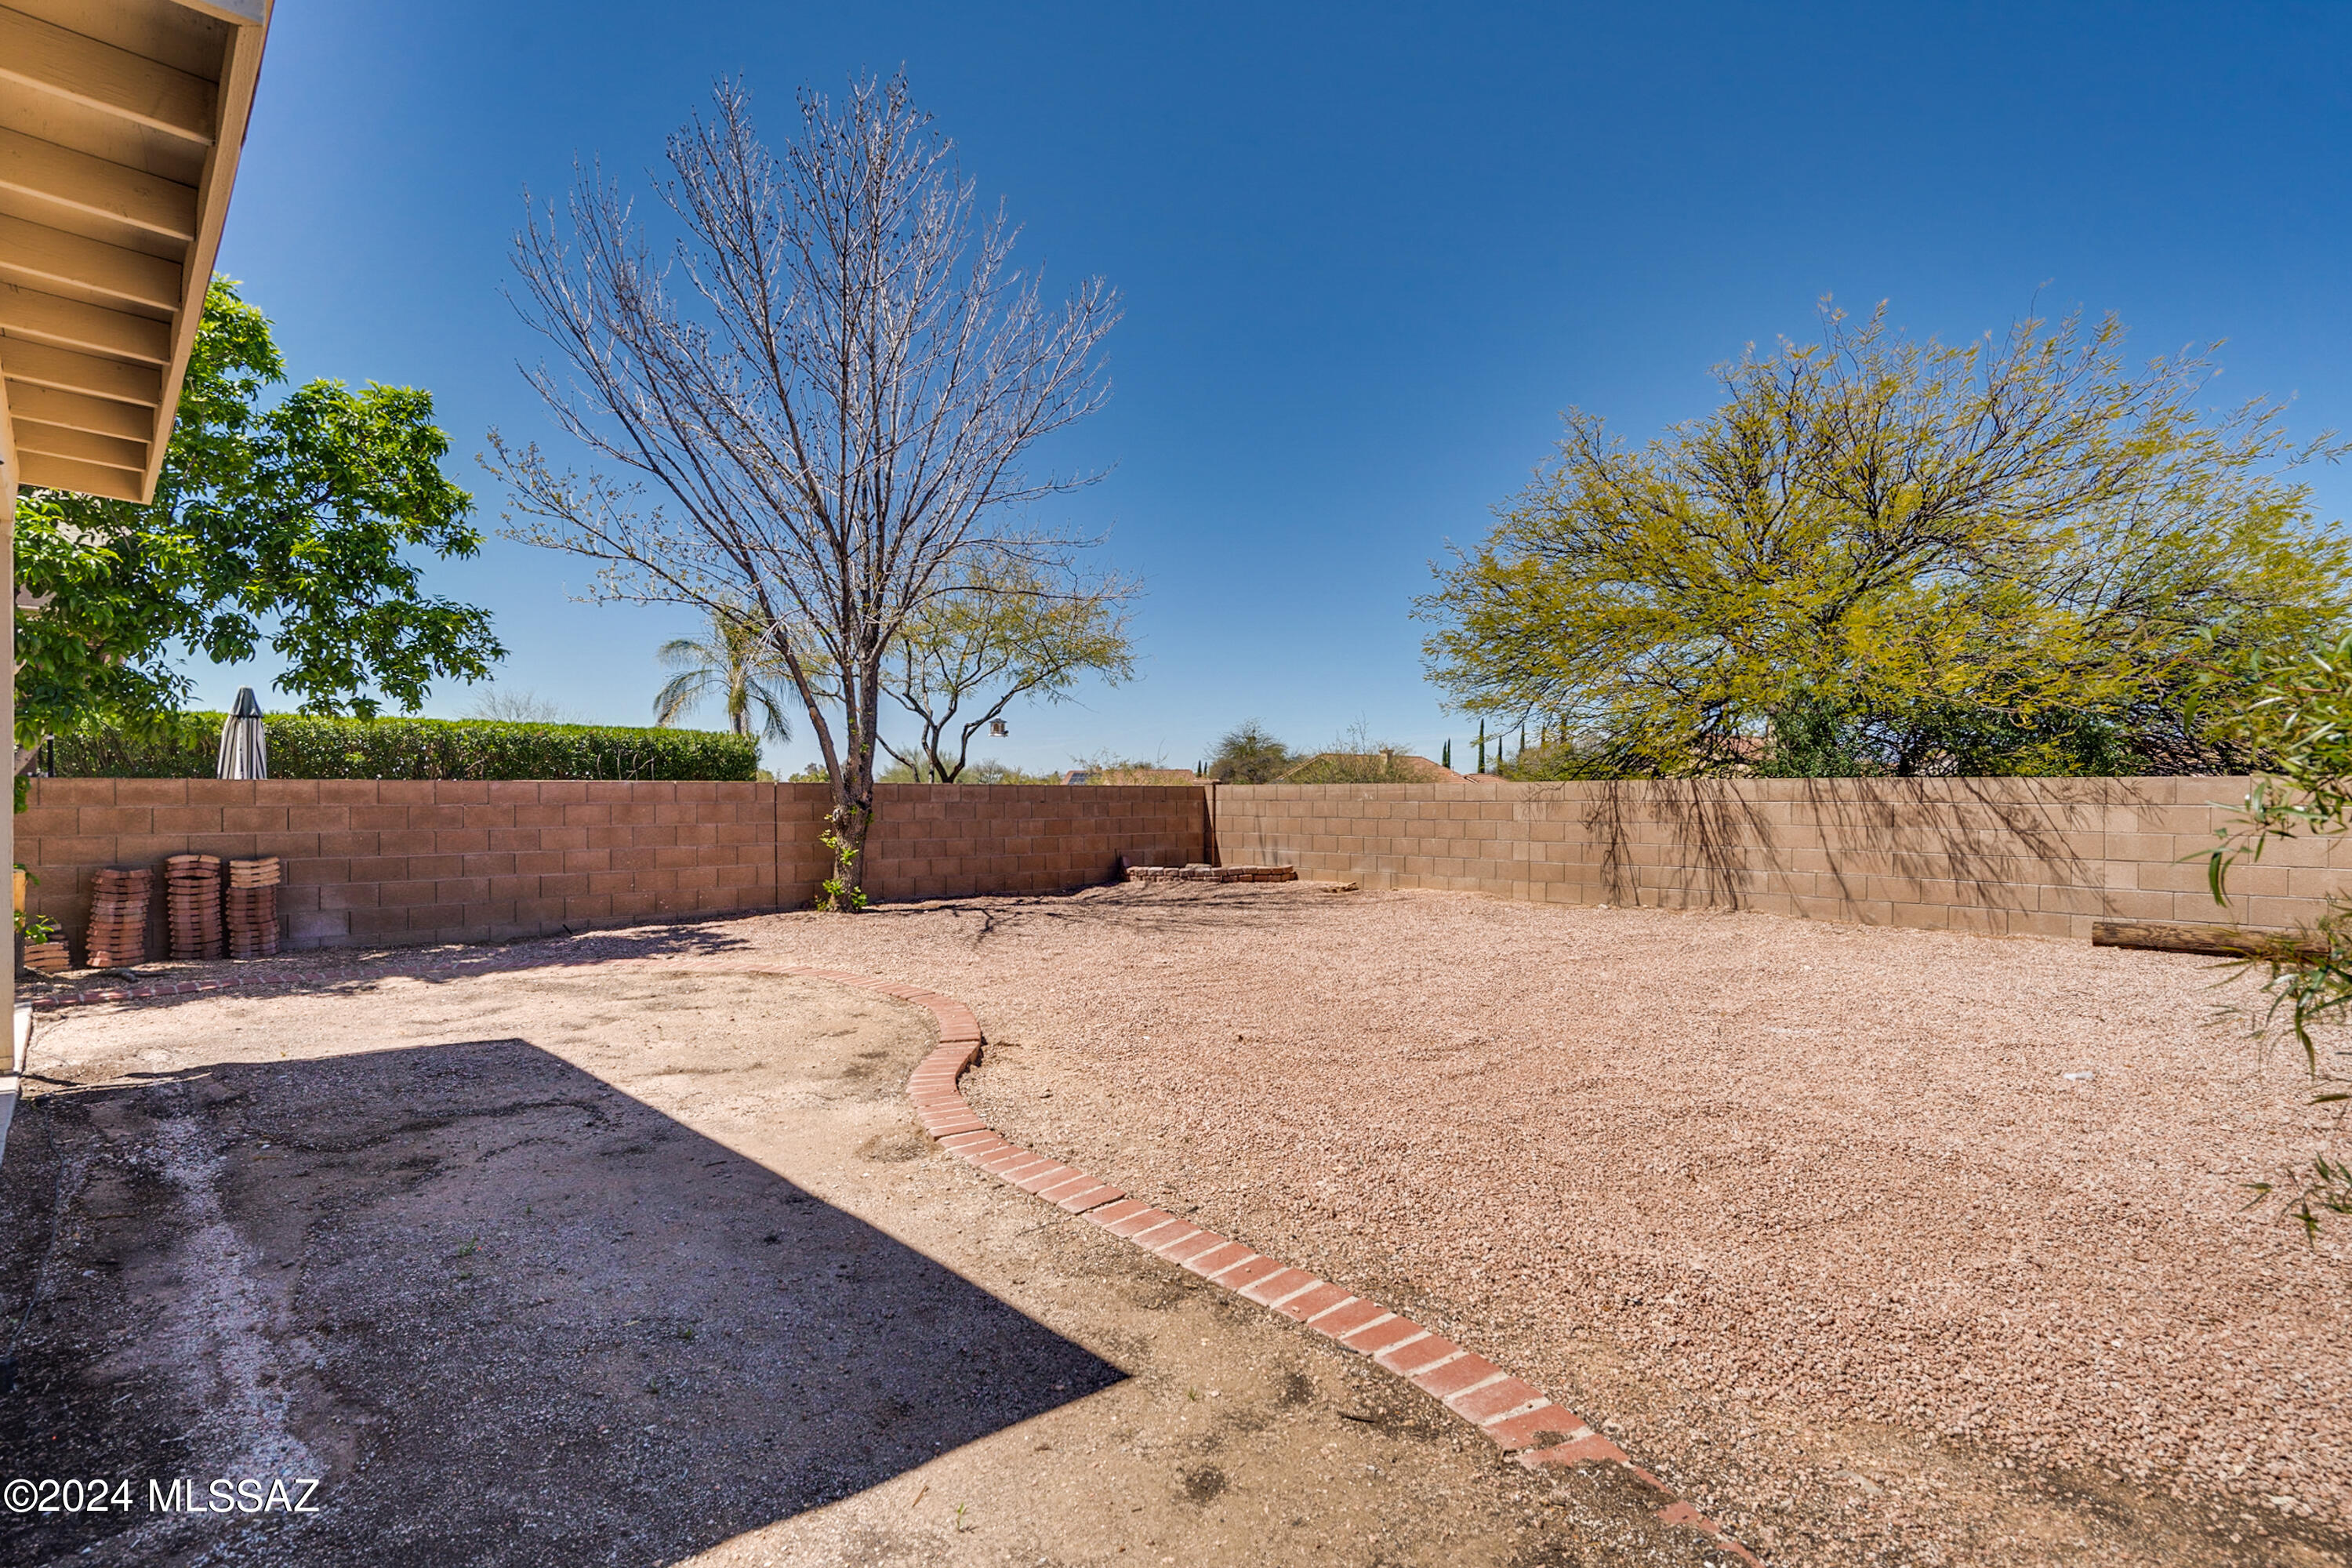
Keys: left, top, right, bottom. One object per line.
{"left": 0, "top": 0, "right": 271, "bottom": 504}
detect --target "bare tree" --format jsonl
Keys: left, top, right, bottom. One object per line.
{"left": 490, "top": 75, "right": 1117, "bottom": 906}
{"left": 466, "top": 687, "right": 576, "bottom": 724}
{"left": 877, "top": 550, "right": 1136, "bottom": 782}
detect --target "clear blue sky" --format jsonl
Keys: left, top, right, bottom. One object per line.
{"left": 199, "top": 0, "right": 2352, "bottom": 775}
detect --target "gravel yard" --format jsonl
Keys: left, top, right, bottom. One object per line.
{"left": 16, "top": 880, "right": 2351, "bottom": 1566}
{"left": 674, "top": 880, "right": 2352, "bottom": 1566}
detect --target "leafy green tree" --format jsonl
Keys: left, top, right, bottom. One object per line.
{"left": 1209, "top": 720, "right": 1294, "bottom": 783}
{"left": 653, "top": 604, "right": 795, "bottom": 742}
{"left": 876, "top": 553, "right": 1135, "bottom": 782}
{"left": 13, "top": 278, "right": 501, "bottom": 766}
{"left": 1421, "top": 302, "right": 2350, "bottom": 779}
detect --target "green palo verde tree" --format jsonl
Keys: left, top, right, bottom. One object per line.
{"left": 13, "top": 278, "right": 502, "bottom": 767}
{"left": 1418, "top": 301, "right": 2350, "bottom": 779}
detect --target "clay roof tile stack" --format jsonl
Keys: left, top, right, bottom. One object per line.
{"left": 225, "top": 857, "right": 281, "bottom": 960}
{"left": 85, "top": 867, "right": 154, "bottom": 969}
{"left": 166, "top": 854, "right": 226, "bottom": 960}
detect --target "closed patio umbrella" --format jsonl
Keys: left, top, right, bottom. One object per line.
{"left": 216, "top": 688, "right": 268, "bottom": 780}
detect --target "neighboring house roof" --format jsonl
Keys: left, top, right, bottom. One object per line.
{"left": 1276, "top": 752, "right": 1466, "bottom": 784}
{"left": 0, "top": 0, "right": 274, "bottom": 505}
{"left": 1087, "top": 767, "right": 1200, "bottom": 786}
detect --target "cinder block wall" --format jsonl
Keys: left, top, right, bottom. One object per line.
{"left": 1211, "top": 775, "right": 2344, "bottom": 937}
{"left": 17, "top": 779, "right": 781, "bottom": 953}
{"left": 26, "top": 775, "right": 2325, "bottom": 957}
{"left": 18, "top": 779, "right": 1207, "bottom": 957}
{"left": 860, "top": 782, "right": 1207, "bottom": 902}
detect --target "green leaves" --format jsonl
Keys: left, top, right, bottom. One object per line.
{"left": 654, "top": 604, "right": 796, "bottom": 742}
{"left": 51, "top": 713, "right": 757, "bottom": 782}
{"left": 880, "top": 551, "right": 1137, "bottom": 782}
{"left": 1420, "top": 301, "right": 2350, "bottom": 779}
{"left": 13, "top": 278, "right": 503, "bottom": 756}
{"left": 2206, "top": 634, "right": 2352, "bottom": 1074}
{"left": 1208, "top": 721, "right": 1295, "bottom": 783}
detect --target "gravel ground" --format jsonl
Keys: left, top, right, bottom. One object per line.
{"left": 24, "top": 881, "right": 2348, "bottom": 1565}
{"left": 6, "top": 963, "right": 1722, "bottom": 1566}
{"left": 597, "top": 880, "right": 2352, "bottom": 1567}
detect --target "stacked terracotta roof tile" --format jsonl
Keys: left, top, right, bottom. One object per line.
{"left": 84, "top": 867, "right": 154, "bottom": 969}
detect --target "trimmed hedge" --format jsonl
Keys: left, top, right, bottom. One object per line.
{"left": 53, "top": 713, "right": 759, "bottom": 782}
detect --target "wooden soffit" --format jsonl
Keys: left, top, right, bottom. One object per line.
{"left": 0, "top": 0, "right": 271, "bottom": 503}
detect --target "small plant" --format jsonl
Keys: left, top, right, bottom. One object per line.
{"left": 2206, "top": 633, "right": 2352, "bottom": 1233}
{"left": 15, "top": 912, "right": 58, "bottom": 944}
{"left": 1207, "top": 722, "right": 1294, "bottom": 784}
{"left": 817, "top": 826, "right": 869, "bottom": 912}
{"left": 2249, "top": 1154, "right": 2352, "bottom": 1242}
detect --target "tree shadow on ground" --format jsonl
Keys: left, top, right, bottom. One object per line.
{"left": 0, "top": 1037, "right": 1122, "bottom": 1567}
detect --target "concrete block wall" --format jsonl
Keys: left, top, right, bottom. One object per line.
{"left": 1210, "top": 775, "right": 2350, "bottom": 937}
{"left": 23, "top": 774, "right": 2332, "bottom": 958}
{"left": 17, "top": 779, "right": 781, "bottom": 953}
{"left": 17, "top": 779, "right": 1207, "bottom": 958}
{"left": 859, "top": 783, "right": 1207, "bottom": 902}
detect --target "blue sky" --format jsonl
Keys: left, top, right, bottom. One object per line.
{"left": 200, "top": 1, "right": 2352, "bottom": 774}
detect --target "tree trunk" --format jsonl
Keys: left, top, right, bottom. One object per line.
{"left": 818, "top": 662, "right": 884, "bottom": 909}
{"left": 823, "top": 792, "right": 872, "bottom": 910}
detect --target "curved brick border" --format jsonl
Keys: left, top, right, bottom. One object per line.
{"left": 880, "top": 975, "right": 1763, "bottom": 1565}
{"left": 27, "top": 953, "right": 1759, "bottom": 1563}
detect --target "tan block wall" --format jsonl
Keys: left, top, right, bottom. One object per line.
{"left": 17, "top": 778, "right": 782, "bottom": 953}
{"left": 859, "top": 783, "right": 1207, "bottom": 903}
{"left": 1211, "top": 776, "right": 2345, "bottom": 938}
{"left": 19, "top": 779, "right": 1206, "bottom": 957}
{"left": 27, "top": 774, "right": 2308, "bottom": 956}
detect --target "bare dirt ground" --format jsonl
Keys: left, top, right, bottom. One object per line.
{"left": 7, "top": 881, "right": 2350, "bottom": 1566}
{"left": 0, "top": 962, "right": 1719, "bottom": 1566}
{"left": 575, "top": 880, "right": 2349, "bottom": 1568}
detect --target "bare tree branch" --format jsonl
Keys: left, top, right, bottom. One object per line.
{"left": 490, "top": 74, "right": 1118, "bottom": 902}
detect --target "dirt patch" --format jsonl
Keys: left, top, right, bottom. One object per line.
{"left": 532, "top": 880, "right": 2352, "bottom": 1567}
{"left": 2, "top": 966, "right": 1718, "bottom": 1566}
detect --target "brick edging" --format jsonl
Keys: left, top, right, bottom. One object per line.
{"left": 27, "top": 953, "right": 1759, "bottom": 1563}
{"left": 878, "top": 974, "right": 1764, "bottom": 1565}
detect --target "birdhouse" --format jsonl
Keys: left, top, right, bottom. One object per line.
{"left": 989, "top": 718, "right": 1009, "bottom": 737}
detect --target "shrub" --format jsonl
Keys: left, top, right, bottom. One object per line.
{"left": 53, "top": 713, "right": 758, "bottom": 782}
{"left": 1208, "top": 721, "right": 1294, "bottom": 784}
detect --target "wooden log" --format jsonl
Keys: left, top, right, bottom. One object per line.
{"left": 2091, "top": 920, "right": 2323, "bottom": 961}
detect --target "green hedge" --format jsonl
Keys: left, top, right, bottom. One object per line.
{"left": 53, "top": 713, "right": 759, "bottom": 782}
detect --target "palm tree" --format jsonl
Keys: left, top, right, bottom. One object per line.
{"left": 653, "top": 606, "right": 794, "bottom": 742}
